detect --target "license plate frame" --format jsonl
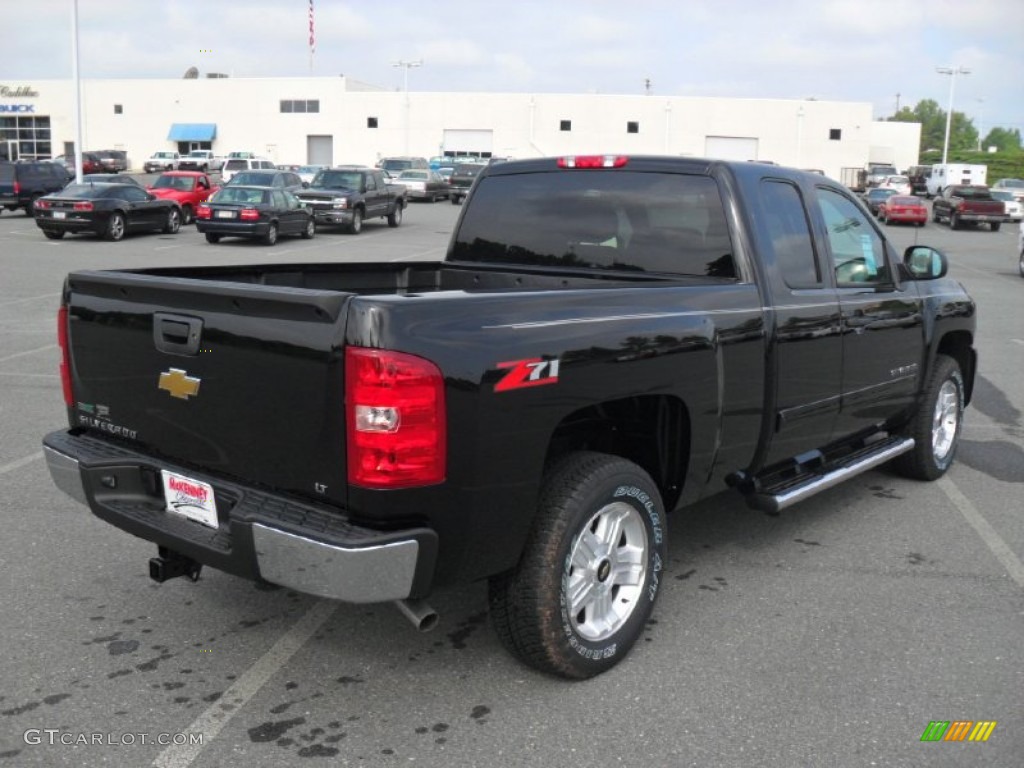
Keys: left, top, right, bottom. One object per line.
{"left": 160, "top": 470, "right": 218, "bottom": 528}
{"left": 215, "top": 210, "right": 235, "bottom": 219}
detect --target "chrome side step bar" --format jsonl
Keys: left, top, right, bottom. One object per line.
{"left": 746, "top": 437, "right": 915, "bottom": 515}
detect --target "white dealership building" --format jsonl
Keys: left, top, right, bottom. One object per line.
{"left": 1, "top": 76, "right": 919, "bottom": 182}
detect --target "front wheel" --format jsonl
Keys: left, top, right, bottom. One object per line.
{"left": 387, "top": 204, "right": 402, "bottom": 228}
{"left": 489, "top": 451, "right": 666, "bottom": 679}
{"left": 990, "top": 222, "right": 1001, "bottom": 232}
{"left": 1018, "top": 249, "right": 1024, "bottom": 278}
{"left": 300, "top": 217, "right": 315, "bottom": 239}
{"left": 893, "top": 354, "right": 965, "bottom": 481}
{"left": 347, "top": 208, "right": 363, "bottom": 234}
{"left": 162, "top": 208, "right": 181, "bottom": 234}
{"left": 949, "top": 211, "right": 960, "bottom": 230}
{"left": 105, "top": 212, "right": 126, "bottom": 241}
{"left": 450, "top": 195, "right": 461, "bottom": 205}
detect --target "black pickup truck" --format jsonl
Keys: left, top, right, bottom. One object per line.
{"left": 42, "top": 155, "right": 976, "bottom": 679}
{"left": 294, "top": 166, "right": 405, "bottom": 233}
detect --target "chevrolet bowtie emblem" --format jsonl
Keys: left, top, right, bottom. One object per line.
{"left": 158, "top": 368, "right": 201, "bottom": 400}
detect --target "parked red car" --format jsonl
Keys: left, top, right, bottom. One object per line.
{"left": 877, "top": 195, "right": 927, "bottom": 227}
{"left": 147, "top": 171, "right": 219, "bottom": 225}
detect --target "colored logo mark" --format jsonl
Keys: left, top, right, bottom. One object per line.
{"left": 920, "top": 720, "right": 997, "bottom": 742}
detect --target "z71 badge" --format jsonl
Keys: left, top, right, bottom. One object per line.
{"left": 494, "top": 358, "right": 560, "bottom": 392}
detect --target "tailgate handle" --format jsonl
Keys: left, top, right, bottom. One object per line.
{"left": 153, "top": 313, "right": 203, "bottom": 356}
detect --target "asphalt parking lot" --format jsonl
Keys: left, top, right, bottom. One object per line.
{"left": 1, "top": 197, "right": 1022, "bottom": 767}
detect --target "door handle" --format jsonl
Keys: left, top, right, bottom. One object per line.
{"left": 153, "top": 313, "right": 203, "bottom": 356}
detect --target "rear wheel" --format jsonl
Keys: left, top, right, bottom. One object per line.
{"left": 949, "top": 211, "right": 960, "bottom": 230}
{"left": 387, "top": 204, "right": 403, "bottom": 228}
{"left": 990, "top": 222, "right": 1001, "bottom": 232}
{"left": 347, "top": 208, "right": 363, "bottom": 234}
{"left": 301, "top": 217, "right": 315, "bottom": 239}
{"left": 43, "top": 230, "right": 65, "bottom": 240}
{"left": 893, "top": 354, "right": 964, "bottom": 481}
{"left": 488, "top": 451, "right": 666, "bottom": 679}
{"left": 262, "top": 222, "right": 279, "bottom": 245}
{"left": 451, "top": 195, "right": 461, "bottom": 205}
{"left": 162, "top": 208, "right": 181, "bottom": 234}
{"left": 1018, "top": 248, "right": 1024, "bottom": 278}
{"left": 105, "top": 212, "right": 126, "bottom": 241}
{"left": 205, "top": 233, "right": 220, "bottom": 244}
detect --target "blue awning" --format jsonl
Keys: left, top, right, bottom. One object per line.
{"left": 167, "top": 123, "right": 217, "bottom": 141}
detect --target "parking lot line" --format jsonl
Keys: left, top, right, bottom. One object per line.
{"left": 939, "top": 475, "right": 1024, "bottom": 588}
{"left": 152, "top": 599, "right": 338, "bottom": 768}
{"left": 0, "top": 451, "right": 43, "bottom": 476}
{"left": 0, "top": 344, "right": 57, "bottom": 363}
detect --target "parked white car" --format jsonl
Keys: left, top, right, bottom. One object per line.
{"left": 991, "top": 190, "right": 1022, "bottom": 222}
{"left": 220, "top": 157, "right": 275, "bottom": 183}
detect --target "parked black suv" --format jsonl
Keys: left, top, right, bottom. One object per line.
{"left": 0, "top": 161, "right": 71, "bottom": 216}
{"left": 448, "top": 163, "right": 486, "bottom": 205}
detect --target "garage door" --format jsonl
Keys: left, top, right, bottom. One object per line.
{"left": 704, "top": 136, "right": 759, "bottom": 162}
{"left": 442, "top": 129, "right": 493, "bottom": 157}
{"left": 307, "top": 135, "right": 333, "bottom": 166}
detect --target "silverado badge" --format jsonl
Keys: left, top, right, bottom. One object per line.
{"left": 158, "top": 368, "right": 201, "bottom": 400}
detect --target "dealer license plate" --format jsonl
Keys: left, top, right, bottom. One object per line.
{"left": 215, "top": 210, "right": 235, "bottom": 219}
{"left": 53, "top": 211, "right": 66, "bottom": 219}
{"left": 160, "top": 470, "right": 218, "bottom": 528}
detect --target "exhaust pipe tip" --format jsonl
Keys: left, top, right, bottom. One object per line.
{"left": 394, "top": 598, "right": 439, "bottom": 632}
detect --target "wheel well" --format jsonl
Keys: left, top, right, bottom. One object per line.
{"left": 543, "top": 395, "right": 690, "bottom": 510}
{"left": 937, "top": 331, "right": 975, "bottom": 405}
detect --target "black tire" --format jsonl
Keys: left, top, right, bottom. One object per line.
{"left": 949, "top": 211, "right": 960, "bottom": 230}
{"left": 932, "top": 207, "right": 941, "bottom": 223}
{"left": 1018, "top": 248, "right": 1024, "bottom": 278}
{"left": 488, "top": 451, "right": 667, "bottom": 679}
{"left": 25, "top": 194, "right": 41, "bottom": 217}
{"left": 162, "top": 207, "right": 181, "bottom": 234}
{"left": 300, "top": 216, "right": 315, "bottom": 239}
{"left": 181, "top": 204, "right": 194, "bottom": 225}
{"left": 105, "top": 212, "right": 126, "bottom": 241}
{"left": 43, "top": 230, "right": 65, "bottom": 240}
{"left": 347, "top": 208, "right": 363, "bottom": 235}
{"left": 451, "top": 195, "right": 461, "bottom": 205}
{"left": 262, "top": 222, "right": 278, "bottom": 245}
{"left": 204, "top": 232, "right": 221, "bottom": 244}
{"left": 387, "top": 204, "right": 403, "bottom": 228}
{"left": 892, "top": 355, "right": 964, "bottom": 481}
{"left": 881, "top": 212, "right": 889, "bottom": 225}
{"left": 990, "top": 222, "right": 1001, "bottom": 232}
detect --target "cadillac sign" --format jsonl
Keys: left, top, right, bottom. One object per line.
{"left": 1, "top": 85, "right": 39, "bottom": 98}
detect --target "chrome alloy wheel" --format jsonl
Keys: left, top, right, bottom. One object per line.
{"left": 932, "top": 379, "right": 960, "bottom": 462}
{"left": 566, "top": 501, "right": 648, "bottom": 642}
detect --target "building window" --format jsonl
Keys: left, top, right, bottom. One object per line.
{"left": 627, "top": 121, "right": 639, "bottom": 134}
{"left": 829, "top": 128, "right": 841, "bottom": 141}
{"left": 114, "top": 104, "right": 123, "bottom": 115}
{"left": 367, "top": 117, "right": 378, "bottom": 128}
{"left": 560, "top": 119, "right": 572, "bottom": 132}
{"left": 280, "top": 100, "right": 320, "bottom": 113}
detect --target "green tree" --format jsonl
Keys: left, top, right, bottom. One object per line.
{"left": 887, "top": 99, "right": 980, "bottom": 156}
{"left": 981, "top": 127, "right": 1022, "bottom": 152}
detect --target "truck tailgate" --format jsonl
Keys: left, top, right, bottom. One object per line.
{"left": 64, "top": 270, "right": 352, "bottom": 507}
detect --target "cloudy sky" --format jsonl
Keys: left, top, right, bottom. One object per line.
{"left": 6, "top": 0, "right": 1022, "bottom": 133}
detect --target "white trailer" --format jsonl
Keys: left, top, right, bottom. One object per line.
{"left": 926, "top": 164, "right": 987, "bottom": 198}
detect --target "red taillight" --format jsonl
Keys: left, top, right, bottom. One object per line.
{"left": 196, "top": 204, "right": 212, "bottom": 220}
{"left": 73, "top": 201, "right": 93, "bottom": 212}
{"left": 57, "top": 306, "right": 74, "bottom": 407}
{"left": 557, "top": 155, "right": 628, "bottom": 169}
{"left": 346, "top": 347, "right": 446, "bottom": 489}
{"left": 239, "top": 207, "right": 260, "bottom": 221}
{"left": 35, "top": 199, "right": 51, "bottom": 210}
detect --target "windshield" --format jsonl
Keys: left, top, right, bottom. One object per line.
{"left": 312, "top": 171, "right": 363, "bottom": 189}
{"left": 382, "top": 160, "right": 413, "bottom": 172}
{"left": 152, "top": 175, "right": 194, "bottom": 190}
{"left": 224, "top": 159, "right": 247, "bottom": 170}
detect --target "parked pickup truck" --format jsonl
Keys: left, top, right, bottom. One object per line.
{"left": 146, "top": 171, "right": 219, "bottom": 225}
{"left": 931, "top": 185, "right": 1006, "bottom": 231}
{"left": 42, "top": 155, "right": 976, "bottom": 679}
{"left": 294, "top": 165, "right": 405, "bottom": 233}
{"left": 178, "top": 150, "right": 224, "bottom": 173}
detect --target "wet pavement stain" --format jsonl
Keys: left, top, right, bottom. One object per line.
{"left": 335, "top": 675, "right": 364, "bottom": 686}
{"left": 447, "top": 611, "right": 488, "bottom": 649}
{"left": 675, "top": 568, "right": 697, "bottom": 581}
{"left": 794, "top": 538, "right": 821, "bottom": 546}
{"left": 470, "top": 705, "right": 491, "bottom": 723}
{"left": 108, "top": 639, "right": 140, "bottom": 655}
{"left": 869, "top": 485, "right": 904, "bottom": 499}
{"left": 906, "top": 552, "right": 929, "bottom": 566}
{"left": 248, "top": 717, "right": 307, "bottom": 742}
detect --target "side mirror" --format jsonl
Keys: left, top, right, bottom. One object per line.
{"left": 902, "top": 246, "right": 948, "bottom": 279}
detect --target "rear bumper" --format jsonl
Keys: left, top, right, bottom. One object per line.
{"left": 42, "top": 430, "right": 438, "bottom": 602}
{"left": 195, "top": 220, "right": 271, "bottom": 237}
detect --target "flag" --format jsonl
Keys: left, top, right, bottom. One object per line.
{"left": 308, "top": 0, "right": 315, "bottom": 54}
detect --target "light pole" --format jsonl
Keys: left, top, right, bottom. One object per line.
{"left": 975, "top": 98, "right": 984, "bottom": 152}
{"left": 936, "top": 65, "right": 970, "bottom": 165}
{"left": 392, "top": 60, "right": 423, "bottom": 155}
